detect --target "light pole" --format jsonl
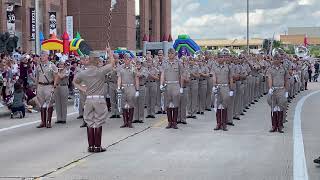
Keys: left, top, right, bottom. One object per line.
{"left": 247, "top": 0, "right": 249, "bottom": 54}
{"left": 35, "top": 0, "right": 40, "bottom": 54}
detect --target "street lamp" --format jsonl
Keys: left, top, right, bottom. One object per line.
{"left": 35, "top": 0, "right": 40, "bottom": 54}
{"left": 247, "top": 0, "right": 249, "bottom": 54}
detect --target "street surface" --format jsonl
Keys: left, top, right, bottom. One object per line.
{"left": 0, "top": 83, "right": 320, "bottom": 180}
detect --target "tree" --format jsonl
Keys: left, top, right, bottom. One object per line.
{"left": 309, "top": 46, "right": 320, "bottom": 58}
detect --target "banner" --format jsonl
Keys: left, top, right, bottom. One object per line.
{"left": 66, "top": 16, "right": 73, "bottom": 40}
{"left": 30, "top": 8, "right": 36, "bottom": 40}
{"left": 6, "top": 4, "right": 15, "bottom": 36}
{"left": 49, "top": 12, "right": 57, "bottom": 35}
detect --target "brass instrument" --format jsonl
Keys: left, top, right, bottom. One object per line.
{"left": 295, "top": 45, "right": 309, "bottom": 59}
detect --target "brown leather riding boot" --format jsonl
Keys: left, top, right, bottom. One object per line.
{"left": 269, "top": 112, "right": 277, "bottom": 132}
{"left": 214, "top": 109, "right": 222, "bottom": 131}
{"left": 37, "top": 108, "right": 46, "bottom": 128}
{"left": 172, "top": 108, "right": 179, "bottom": 129}
{"left": 277, "top": 111, "right": 284, "bottom": 133}
{"left": 120, "top": 109, "right": 128, "bottom": 128}
{"left": 166, "top": 108, "right": 172, "bottom": 129}
{"left": 94, "top": 127, "right": 106, "bottom": 153}
{"left": 87, "top": 127, "right": 95, "bottom": 152}
{"left": 46, "top": 107, "right": 54, "bottom": 128}
{"left": 127, "top": 108, "right": 134, "bottom": 128}
{"left": 222, "top": 109, "right": 228, "bottom": 131}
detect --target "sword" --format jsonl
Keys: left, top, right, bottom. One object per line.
{"left": 116, "top": 87, "right": 123, "bottom": 112}
{"left": 73, "top": 88, "right": 80, "bottom": 112}
{"left": 46, "top": 90, "right": 55, "bottom": 125}
{"left": 160, "top": 84, "right": 167, "bottom": 111}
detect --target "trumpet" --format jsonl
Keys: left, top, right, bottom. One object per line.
{"left": 295, "top": 45, "right": 309, "bottom": 59}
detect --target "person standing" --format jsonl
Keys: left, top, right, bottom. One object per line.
{"left": 266, "top": 54, "right": 289, "bottom": 133}
{"left": 109, "top": 54, "right": 121, "bottom": 119}
{"left": 77, "top": 57, "right": 89, "bottom": 128}
{"left": 73, "top": 47, "right": 115, "bottom": 153}
{"left": 145, "top": 56, "right": 159, "bottom": 118}
{"left": 187, "top": 57, "right": 200, "bottom": 119}
{"left": 197, "top": 57, "right": 209, "bottom": 115}
{"left": 133, "top": 59, "right": 148, "bottom": 123}
{"left": 205, "top": 51, "right": 213, "bottom": 111}
{"left": 155, "top": 50, "right": 166, "bottom": 114}
{"left": 211, "top": 49, "right": 234, "bottom": 131}
{"left": 178, "top": 56, "right": 189, "bottom": 124}
{"left": 54, "top": 59, "right": 70, "bottom": 124}
{"left": 160, "top": 48, "right": 184, "bottom": 129}
{"left": 117, "top": 54, "right": 139, "bottom": 128}
{"left": 36, "top": 51, "right": 58, "bottom": 128}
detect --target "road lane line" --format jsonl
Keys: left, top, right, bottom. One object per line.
{"left": 0, "top": 112, "right": 78, "bottom": 133}
{"left": 152, "top": 116, "right": 167, "bottom": 128}
{"left": 293, "top": 90, "right": 320, "bottom": 180}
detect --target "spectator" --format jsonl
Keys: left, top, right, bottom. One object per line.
{"left": 9, "top": 82, "right": 25, "bottom": 118}
{"left": 308, "top": 66, "right": 312, "bottom": 82}
{"left": 19, "top": 55, "right": 30, "bottom": 88}
{"left": 314, "top": 61, "right": 319, "bottom": 73}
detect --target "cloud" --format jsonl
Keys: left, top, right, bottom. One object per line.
{"left": 172, "top": 0, "right": 320, "bottom": 40}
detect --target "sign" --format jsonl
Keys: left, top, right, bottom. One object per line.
{"left": 6, "top": 4, "right": 15, "bottom": 36}
{"left": 66, "top": 16, "right": 73, "bottom": 40}
{"left": 49, "top": 12, "right": 57, "bottom": 35}
{"left": 30, "top": 8, "right": 36, "bottom": 40}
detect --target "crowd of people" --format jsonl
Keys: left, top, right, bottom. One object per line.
{"left": 0, "top": 50, "right": 81, "bottom": 118}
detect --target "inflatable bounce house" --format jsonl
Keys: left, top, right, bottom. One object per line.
{"left": 173, "top": 34, "right": 201, "bottom": 58}
{"left": 113, "top": 47, "right": 135, "bottom": 59}
{"left": 41, "top": 32, "right": 92, "bottom": 56}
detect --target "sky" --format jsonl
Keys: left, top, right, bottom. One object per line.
{"left": 136, "top": 0, "right": 320, "bottom": 40}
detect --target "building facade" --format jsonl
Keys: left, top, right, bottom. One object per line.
{"left": 0, "top": 0, "right": 172, "bottom": 52}
{"left": 0, "top": 0, "right": 67, "bottom": 53}
{"left": 195, "top": 38, "right": 264, "bottom": 53}
{"left": 139, "top": 0, "right": 171, "bottom": 44}
{"left": 280, "top": 27, "right": 320, "bottom": 46}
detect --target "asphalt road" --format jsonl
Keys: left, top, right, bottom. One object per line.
{"left": 0, "top": 83, "right": 319, "bottom": 180}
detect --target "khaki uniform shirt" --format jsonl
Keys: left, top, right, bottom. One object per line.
{"left": 75, "top": 64, "right": 113, "bottom": 96}
{"left": 36, "top": 61, "right": 58, "bottom": 84}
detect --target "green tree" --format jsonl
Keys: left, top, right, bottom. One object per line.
{"left": 284, "top": 45, "right": 295, "bottom": 54}
{"left": 309, "top": 46, "right": 320, "bottom": 58}
{"left": 272, "top": 40, "right": 283, "bottom": 49}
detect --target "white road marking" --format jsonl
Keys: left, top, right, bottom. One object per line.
{"left": 0, "top": 112, "right": 78, "bottom": 133}
{"left": 293, "top": 90, "right": 320, "bottom": 180}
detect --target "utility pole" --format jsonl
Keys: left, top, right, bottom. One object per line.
{"left": 247, "top": 0, "right": 249, "bottom": 54}
{"left": 35, "top": 0, "right": 40, "bottom": 54}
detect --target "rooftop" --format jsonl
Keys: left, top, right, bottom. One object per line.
{"left": 194, "top": 38, "right": 264, "bottom": 47}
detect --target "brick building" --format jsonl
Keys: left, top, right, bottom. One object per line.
{"left": 0, "top": 0, "right": 67, "bottom": 53}
{"left": 0, "top": 0, "right": 171, "bottom": 52}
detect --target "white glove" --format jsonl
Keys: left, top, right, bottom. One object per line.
{"left": 179, "top": 88, "right": 184, "bottom": 94}
{"left": 285, "top": 92, "right": 289, "bottom": 98}
{"left": 268, "top": 88, "right": 273, "bottom": 95}
{"left": 212, "top": 87, "right": 217, "bottom": 93}
{"left": 160, "top": 85, "right": 165, "bottom": 91}
{"left": 229, "top": 91, "right": 234, "bottom": 97}
{"left": 135, "top": 91, "right": 140, "bottom": 97}
{"left": 117, "top": 87, "right": 122, "bottom": 93}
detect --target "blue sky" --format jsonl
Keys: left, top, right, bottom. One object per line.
{"left": 136, "top": 0, "right": 320, "bottom": 40}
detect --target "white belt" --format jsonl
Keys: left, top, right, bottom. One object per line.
{"left": 273, "top": 87, "right": 284, "bottom": 89}
{"left": 86, "top": 95, "right": 105, "bottom": 99}
{"left": 217, "top": 84, "right": 229, "bottom": 87}
{"left": 122, "top": 84, "right": 134, "bottom": 87}
{"left": 165, "top": 81, "right": 179, "bottom": 84}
